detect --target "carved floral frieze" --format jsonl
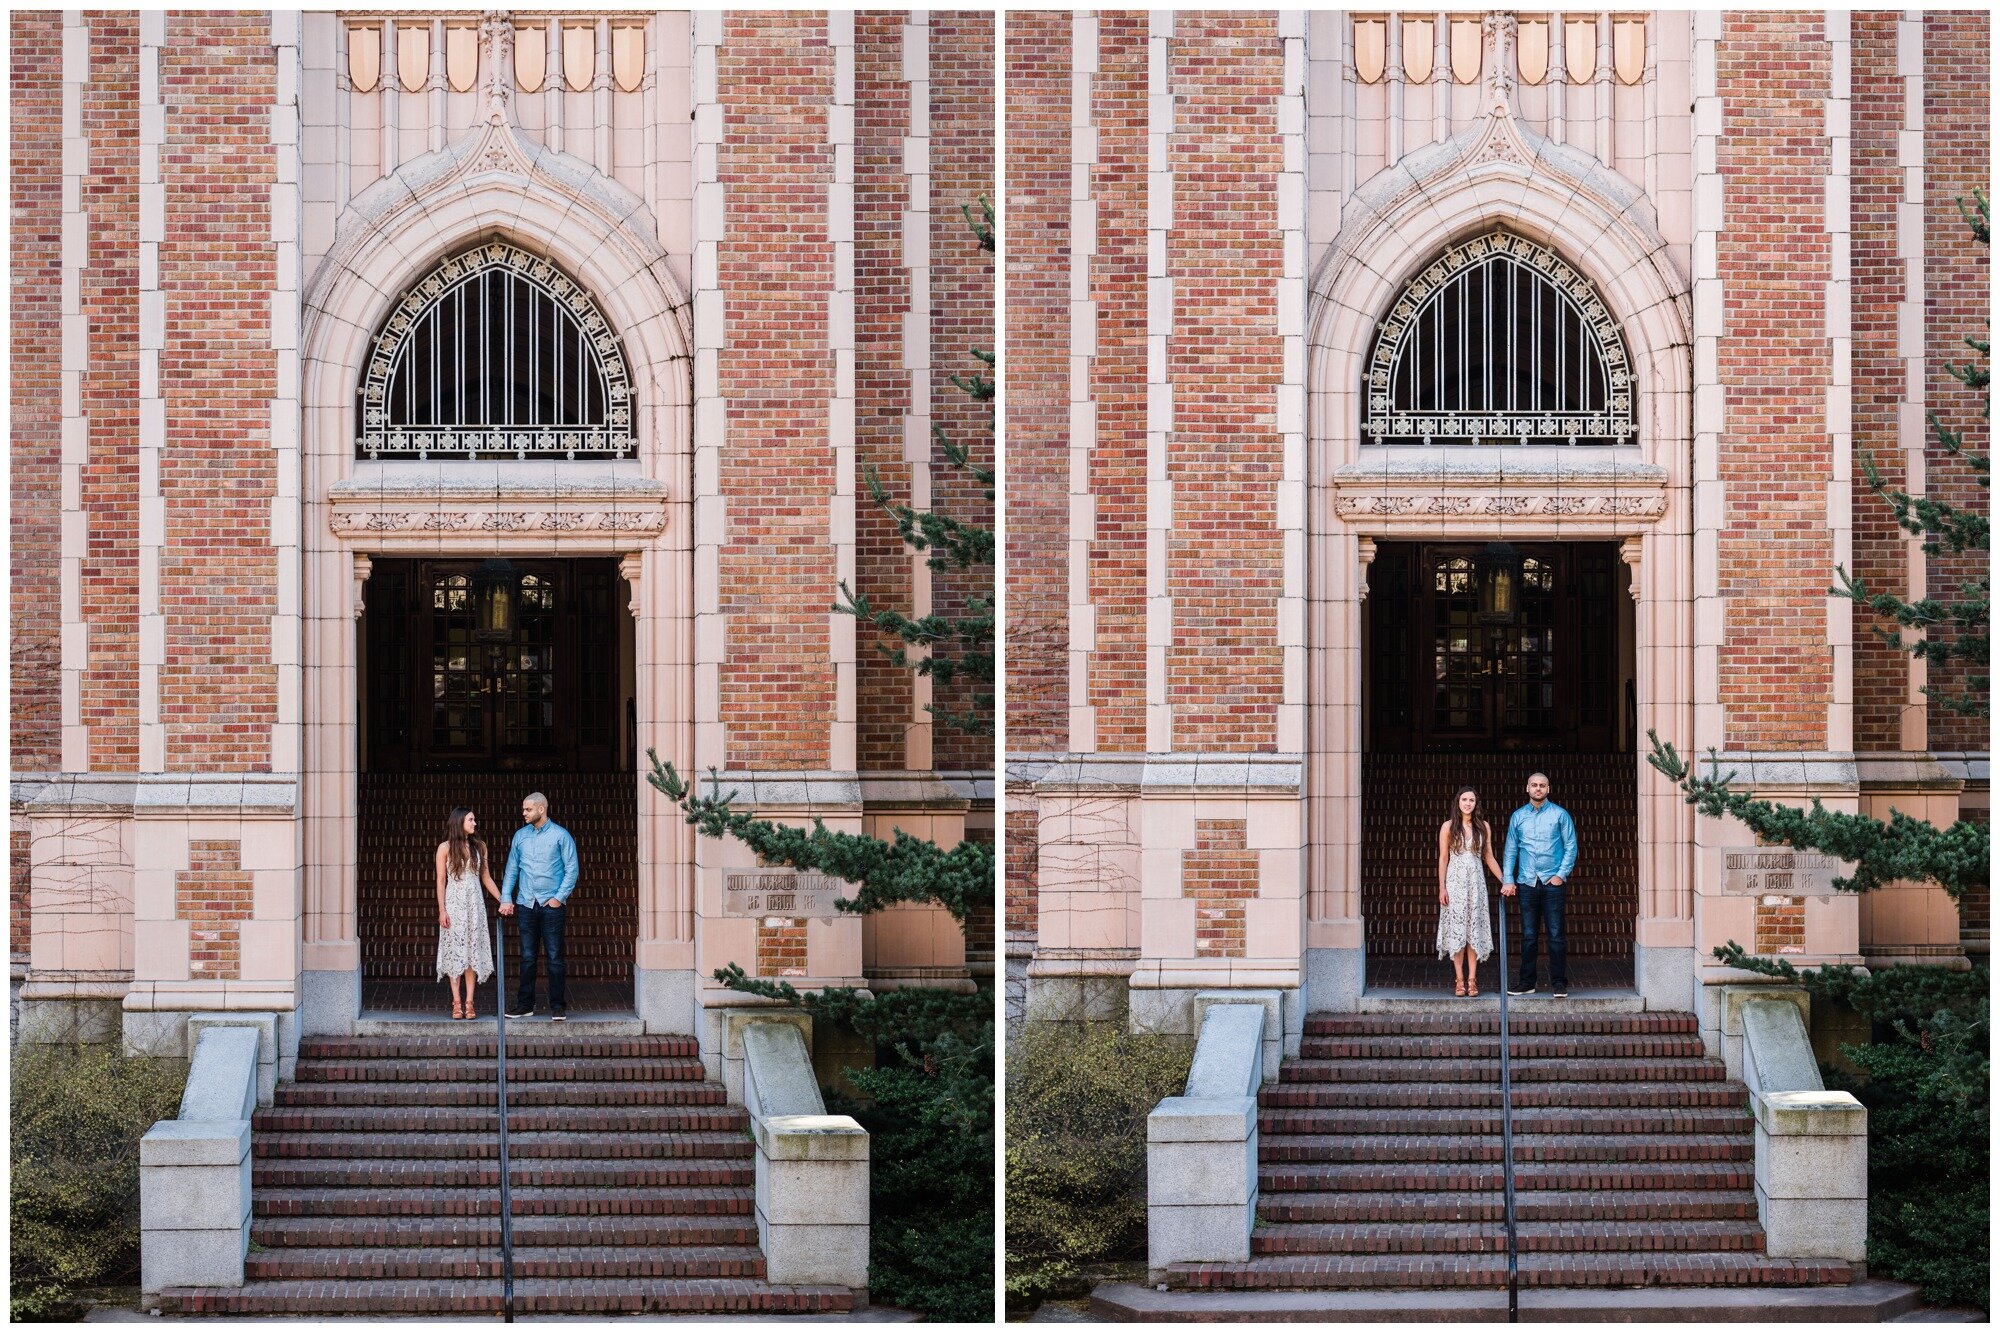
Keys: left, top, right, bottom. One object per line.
{"left": 1333, "top": 491, "right": 1664, "bottom": 519}
{"left": 328, "top": 507, "right": 665, "bottom": 536}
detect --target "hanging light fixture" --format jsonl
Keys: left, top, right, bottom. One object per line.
{"left": 473, "top": 558, "right": 517, "bottom": 642}
{"left": 1476, "top": 541, "right": 1521, "bottom": 625}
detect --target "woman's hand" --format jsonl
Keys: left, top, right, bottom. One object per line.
{"left": 439, "top": 910, "right": 451, "bottom": 930}
{"left": 1439, "top": 887, "right": 1449, "bottom": 906}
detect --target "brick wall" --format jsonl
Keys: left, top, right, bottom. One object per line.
{"left": 84, "top": 16, "right": 141, "bottom": 771}
{"left": 10, "top": 12, "right": 63, "bottom": 779}
{"left": 755, "top": 916, "right": 809, "bottom": 977}
{"left": 1754, "top": 894, "right": 1808, "bottom": 956}
{"left": 1166, "top": 15, "right": 1284, "bottom": 753}
{"left": 854, "top": 12, "right": 915, "bottom": 771}
{"left": 1922, "top": 11, "right": 1990, "bottom": 747}
{"left": 1847, "top": 14, "right": 1909, "bottom": 754}
{"left": 159, "top": 14, "right": 277, "bottom": 772}
{"left": 719, "top": 14, "right": 837, "bottom": 770}
{"left": 1004, "top": 794, "right": 1038, "bottom": 938}
{"left": 1089, "top": 17, "right": 1150, "bottom": 751}
{"left": 177, "top": 838, "right": 252, "bottom": 980}
{"left": 930, "top": 10, "right": 995, "bottom": 774}
{"left": 1716, "top": 14, "right": 1834, "bottom": 751}
{"left": 1185, "top": 817, "right": 1258, "bottom": 958}
{"left": 1002, "top": 11, "right": 1069, "bottom": 756}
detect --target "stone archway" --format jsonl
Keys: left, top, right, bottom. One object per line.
{"left": 296, "top": 48, "right": 695, "bottom": 1035}
{"left": 1303, "top": 91, "right": 1696, "bottom": 1013}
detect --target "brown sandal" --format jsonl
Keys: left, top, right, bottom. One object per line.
{"left": 1467, "top": 980, "right": 1480, "bottom": 997}
{"left": 1454, "top": 980, "right": 1467, "bottom": 997}
{"left": 451, "top": 998, "right": 465, "bottom": 1020}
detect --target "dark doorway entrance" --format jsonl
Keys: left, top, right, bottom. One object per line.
{"left": 357, "top": 557, "right": 637, "bottom": 1015}
{"left": 1362, "top": 542, "right": 1636, "bottom": 991}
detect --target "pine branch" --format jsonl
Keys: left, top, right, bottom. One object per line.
{"left": 647, "top": 754, "right": 994, "bottom": 923}
{"left": 1645, "top": 732, "right": 1989, "bottom": 902}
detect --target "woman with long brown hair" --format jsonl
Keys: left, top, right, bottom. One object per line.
{"left": 436, "top": 806, "right": 502, "bottom": 1019}
{"left": 1436, "top": 787, "right": 1503, "bottom": 996}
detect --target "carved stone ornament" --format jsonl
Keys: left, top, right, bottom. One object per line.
{"left": 328, "top": 508, "right": 667, "bottom": 537}
{"left": 1332, "top": 492, "right": 1666, "bottom": 520}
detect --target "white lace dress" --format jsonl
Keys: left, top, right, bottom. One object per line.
{"left": 435, "top": 854, "right": 494, "bottom": 983}
{"left": 1435, "top": 847, "right": 1494, "bottom": 961}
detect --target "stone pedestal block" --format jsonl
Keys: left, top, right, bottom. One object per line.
{"left": 1146, "top": 1002, "right": 1269, "bottom": 1269}
{"left": 737, "top": 1015, "right": 871, "bottom": 1290}
{"left": 139, "top": 1120, "right": 252, "bottom": 1293}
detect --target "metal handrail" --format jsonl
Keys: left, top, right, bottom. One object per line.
{"left": 492, "top": 908, "right": 515, "bottom": 1323}
{"left": 1495, "top": 884, "right": 1519, "bottom": 1322}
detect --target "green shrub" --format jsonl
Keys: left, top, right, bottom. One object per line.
{"left": 1004, "top": 1021, "right": 1193, "bottom": 1314}
{"left": 11, "top": 1044, "right": 188, "bottom": 1321}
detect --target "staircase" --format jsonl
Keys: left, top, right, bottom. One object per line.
{"left": 150, "top": 1032, "right": 856, "bottom": 1316}
{"left": 1162, "top": 1009, "right": 1855, "bottom": 1295}
{"left": 1363, "top": 753, "right": 1637, "bottom": 966}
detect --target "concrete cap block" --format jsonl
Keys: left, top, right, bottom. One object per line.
{"left": 178, "top": 1026, "right": 261, "bottom": 1123}
{"left": 1193, "top": 988, "right": 1283, "bottom": 1045}
{"left": 1741, "top": 998, "right": 1824, "bottom": 1095}
{"left": 754, "top": 1113, "right": 869, "bottom": 1161}
{"left": 140, "top": 1119, "right": 252, "bottom": 1168}
{"left": 1185, "top": 1003, "right": 1266, "bottom": 1098}
{"left": 1149, "top": 1094, "right": 1256, "bottom": 1143}
{"left": 721, "top": 1006, "right": 812, "bottom": 1059}
{"left": 742, "top": 1020, "right": 826, "bottom": 1119}
{"left": 1755, "top": 1089, "right": 1867, "bottom": 1136}
{"left": 187, "top": 1011, "right": 277, "bottom": 1065}
{"left": 1722, "top": 983, "right": 1809, "bottom": 1036}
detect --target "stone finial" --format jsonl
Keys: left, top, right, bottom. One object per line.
{"left": 1482, "top": 12, "right": 1518, "bottom": 119}
{"left": 479, "top": 10, "right": 514, "bottom": 127}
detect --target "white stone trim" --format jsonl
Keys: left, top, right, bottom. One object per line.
{"left": 1824, "top": 14, "right": 1855, "bottom": 757}
{"left": 138, "top": 12, "right": 165, "bottom": 772}
{"left": 1896, "top": 12, "right": 1928, "bottom": 750}
{"left": 692, "top": 10, "right": 726, "bottom": 772}
{"left": 1145, "top": 12, "right": 1174, "bottom": 751}
{"left": 828, "top": 10, "right": 858, "bottom": 774}
{"left": 60, "top": 12, "right": 90, "bottom": 773}
{"left": 271, "top": 12, "right": 304, "bottom": 778}
{"left": 1690, "top": 11, "right": 1725, "bottom": 756}
{"left": 904, "top": 13, "right": 935, "bottom": 771}
{"left": 1068, "top": 13, "right": 1098, "bottom": 753}
{"left": 1277, "top": 13, "right": 1308, "bottom": 755}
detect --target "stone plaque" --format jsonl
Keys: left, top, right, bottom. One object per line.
{"left": 1720, "top": 849, "right": 1852, "bottom": 897}
{"left": 722, "top": 870, "right": 847, "bottom": 919}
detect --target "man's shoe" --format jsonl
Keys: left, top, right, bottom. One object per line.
{"left": 1507, "top": 986, "right": 1535, "bottom": 996}
{"left": 1553, "top": 989, "right": 1569, "bottom": 999}
{"left": 504, "top": 1008, "right": 534, "bottom": 1019}
{"left": 550, "top": 1009, "right": 567, "bottom": 1022}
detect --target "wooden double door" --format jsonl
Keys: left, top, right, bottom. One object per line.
{"left": 364, "top": 558, "right": 622, "bottom": 773}
{"left": 1367, "top": 542, "right": 1621, "bottom": 754}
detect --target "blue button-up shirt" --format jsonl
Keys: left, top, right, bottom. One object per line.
{"left": 1502, "top": 800, "right": 1577, "bottom": 885}
{"left": 502, "top": 820, "right": 579, "bottom": 907}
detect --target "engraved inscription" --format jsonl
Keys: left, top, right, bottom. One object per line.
{"left": 1721, "top": 850, "right": 1852, "bottom": 897}
{"left": 723, "top": 870, "right": 847, "bottom": 919}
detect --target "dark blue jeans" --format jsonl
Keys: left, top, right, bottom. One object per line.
{"left": 514, "top": 902, "right": 568, "bottom": 1012}
{"left": 1516, "top": 879, "right": 1568, "bottom": 991}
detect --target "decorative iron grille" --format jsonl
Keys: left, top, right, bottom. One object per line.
{"left": 357, "top": 239, "right": 635, "bottom": 460}
{"left": 1364, "top": 229, "right": 1636, "bottom": 446}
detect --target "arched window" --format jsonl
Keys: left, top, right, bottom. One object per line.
{"left": 1364, "top": 229, "right": 1635, "bottom": 446}
{"left": 357, "top": 239, "right": 634, "bottom": 460}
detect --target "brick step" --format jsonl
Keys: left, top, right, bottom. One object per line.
{"left": 1298, "top": 1035, "right": 1707, "bottom": 1061}
{"left": 254, "top": 1159, "right": 754, "bottom": 1190}
{"left": 1259, "top": 1133, "right": 1752, "bottom": 1166}
{"left": 253, "top": 1130, "right": 753, "bottom": 1162}
{"left": 251, "top": 1215, "right": 761, "bottom": 1250}
{"left": 254, "top": 1104, "right": 744, "bottom": 1135}
{"left": 1259, "top": 1106, "right": 1752, "bottom": 1138}
{"left": 1257, "top": 1189, "right": 1758, "bottom": 1224}
{"left": 1259, "top": 1161, "right": 1753, "bottom": 1194}
{"left": 294, "top": 1057, "right": 710, "bottom": 1084}
{"left": 1279, "top": 1058, "right": 1726, "bottom": 1085}
{"left": 151, "top": 1277, "right": 856, "bottom": 1316}
{"left": 1252, "top": 1218, "right": 1768, "bottom": 1255}
{"left": 1304, "top": 1012, "right": 1697, "bottom": 1036}
{"left": 244, "top": 1244, "right": 768, "bottom": 1281}
{"left": 274, "top": 1079, "right": 727, "bottom": 1109}
{"left": 1259, "top": 1080, "right": 1748, "bottom": 1111}
{"left": 254, "top": 1185, "right": 753, "bottom": 1219}
{"left": 1163, "top": 1252, "right": 1852, "bottom": 1292}
{"left": 297, "top": 1034, "right": 695, "bottom": 1061}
